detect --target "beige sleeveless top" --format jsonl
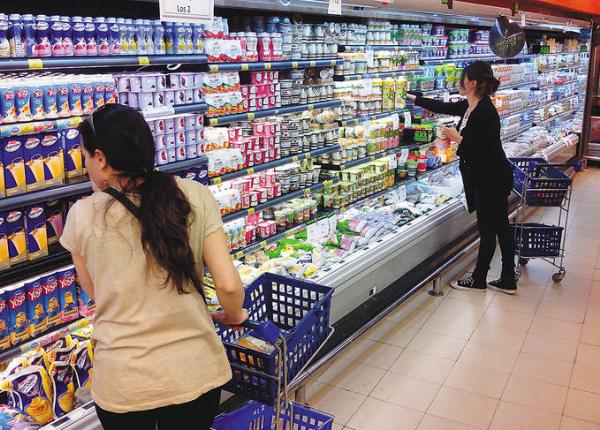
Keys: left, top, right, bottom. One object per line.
{"left": 60, "top": 178, "right": 231, "bottom": 412}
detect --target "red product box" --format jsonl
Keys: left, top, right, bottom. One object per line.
{"left": 250, "top": 71, "right": 266, "bottom": 85}
{"left": 273, "top": 184, "right": 281, "bottom": 196}
{"left": 252, "top": 122, "right": 266, "bottom": 136}
{"left": 255, "top": 187, "right": 268, "bottom": 204}
{"left": 245, "top": 213, "right": 261, "bottom": 226}
{"left": 245, "top": 225, "right": 257, "bottom": 243}
{"left": 241, "top": 193, "right": 251, "bottom": 209}
{"left": 254, "top": 150, "right": 266, "bottom": 165}
{"left": 256, "top": 98, "right": 264, "bottom": 111}
{"left": 240, "top": 85, "right": 251, "bottom": 99}
{"left": 244, "top": 153, "right": 253, "bottom": 167}
{"left": 228, "top": 127, "right": 242, "bottom": 142}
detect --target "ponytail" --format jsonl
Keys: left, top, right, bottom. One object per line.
{"left": 461, "top": 61, "right": 501, "bottom": 97}
{"left": 79, "top": 104, "right": 202, "bottom": 296}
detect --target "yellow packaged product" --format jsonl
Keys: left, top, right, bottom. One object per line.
{"left": 1, "top": 365, "right": 54, "bottom": 425}
{"left": 48, "top": 359, "right": 76, "bottom": 417}
{"left": 73, "top": 340, "right": 94, "bottom": 389}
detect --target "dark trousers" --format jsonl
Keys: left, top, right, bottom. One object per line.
{"left": 95, "top": 387, "right": 222, "bottom": 430}
{"left": 472, "top": 189, "right": 515, "bottom": 281}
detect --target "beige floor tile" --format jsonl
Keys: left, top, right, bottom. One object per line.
{"left": 538, "top": 300, "right": 587, "bottom": 323}
{"left": 406, "top": 330, "right": 467, "bottom": 361}
{"left": 346, "top": 397, "right": 423, "bottom": 430}
{"left": 416, "top": 414, "right": 479, "bottom": 430}
{"left": 366, "top": 319, "right": 422, "bottom": 348}
{"left": 544, "top": 284, "right": 591, "bottom": 306}
{"left": 479, "top": 307, "right": 534, "bottom": 331}
{"left": 516, "top": 263, "right": 552, "bottom": 285}
{"left": 489, "top": 293, "right": 541, "bottom": 314}
{"left": 502, "top": 374, "right": 568, "bottom": 414}
{"left": 384, "top": 305, "right": 432, "bottom": 328}
{"left": 489, "top": 401, "right": 561, "bottom": 430}
{"left": 434, "top": 298, "right": 489, "bottom": 320}
{"left": 421, "top": 313, "right": 480, "bottom": 340}
{"left": 331, "top": 424, "right": 343, "bottom": 430}
{"left": 529, "top": 315, "right": 583, "bottom": 341}
{"left": 549, "top": 274, "right": 593, "bottom": 291}
{"left": 390, "top": 349, "right": 455, "bottom": 384}
{"left": 371, "top": 372, "right": 440, "bottom": 412}
{"left": 584, "top": 311, "right": 600, "bottom": 328}
{"left": 560, "top": 416, "right": 600, "bottom": 430}
{"left": 317, "top": 358, "right": 386, "bottom": 396}
{"left": 338, "top": 338, "right": 403, "bottom": 370}
{"left": 457, "top": 341, "right": 519, "bottom": 373}
{"left": 427, "top": 386, "right": 498, "bottom": 429}
{"left": 443, "top": 362, "right": 509, "bottom": 399}
{"left": 576, "top": 343, "right": 600, "bottom": 367}
{"left": 522, "top": 332, "right": 578, "bottom": 362}
{"left": 307, "top": 383, "right": 367, "bottom": 426}
{"left": 445, "top": 288, "right": 497, "bottom": 306}
{"left": 513, "top": 281, "right": 547, "bottom": 299}
{"left": 512, "top": 352, "right": 573, "bottom": 386}
{"left": 403, "top": 290, "right": 443, "bottom": 313}
{"left": 564, "top": 389, "right": 600, "bottom": 424}
{"left": 581, "top": 325, "right": 600, "bottom": 346}
{"left": 469, "top": 322, "right": 527, "bottom": 352}
{"left": 570, "top": 362, "right": 600, "bottom": 395}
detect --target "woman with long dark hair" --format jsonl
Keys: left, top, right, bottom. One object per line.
{"left": 407, "top": 61, "right": 516, "bottom": 293}
{"left": 60, "top": 104, "right": 246, "bottom": 429}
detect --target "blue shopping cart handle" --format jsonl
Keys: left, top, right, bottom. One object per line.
{"left": 241, "top": 320, "right": 282, "bottom": 345}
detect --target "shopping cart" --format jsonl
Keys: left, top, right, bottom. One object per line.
{"left": 213, "top": 273, "right": 335, "bottom": 429}
{"left": 509, "top": 157, "right": 581, "bottom": 282}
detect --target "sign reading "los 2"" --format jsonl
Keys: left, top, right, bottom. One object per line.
{"left": 159, "top": 0, "right": 214, "bottom": 24}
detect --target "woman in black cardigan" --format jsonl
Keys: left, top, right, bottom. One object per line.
{"left": 407, "top": 61, "right": 516, "bottom": 294}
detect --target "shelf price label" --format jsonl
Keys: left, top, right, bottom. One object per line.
{"left": 159, "top": 0, "right": 214, "bottom": 24}
{"left": 28, "top": 59, "right": 44, "bottom": 69}
{"left": 328, "top": 0, "right": 342, "bottom": 15}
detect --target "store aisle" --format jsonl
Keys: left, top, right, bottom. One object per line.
{"left": 306, "top": 167, "right": 600, "bottom": 430}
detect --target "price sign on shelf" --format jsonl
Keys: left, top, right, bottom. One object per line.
{"left": 328, "top": 0, "right": 342, "bottom": 15}
{"left": 159, "top": 0, "right": 214, "bottom": 24}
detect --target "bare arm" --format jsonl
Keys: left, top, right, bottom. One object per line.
{"left": 72, "top": 253, "right": 95, "bottom": 300}
{"left": 203, "top": 228, "right": 247, "bottom": 325}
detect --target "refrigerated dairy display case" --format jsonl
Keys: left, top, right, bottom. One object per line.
{"left": 0, "top": 2, "right": 590, "bottom": 429}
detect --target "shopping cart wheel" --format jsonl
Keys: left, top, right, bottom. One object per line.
{"left": 518, "top": 258, "right": 529, "bottom": 267}
{"left": 552, "top": 271, "right": 565, "bottom": 283}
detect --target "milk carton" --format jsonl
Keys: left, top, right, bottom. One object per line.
{"left": 5, "top": 209, "right": 27, "bottom": 265}
{"left": 23, "top": 134, "right": 45, "bottom": 192}
{"left": 45, "top": 200, "right": 64, "bottom": 245}
{"left": 0, "top": 211, "right": 10, "bottom": 270}
{"left": 57, "top": 267, "right": 79, "bottom": 323}
{"left": 25, "top": 205, "right": 48, "bottom": 261}
{"left": 3, "top": 136, "right": 26, "bottom": 196}
{"left": 0, "top": 290, "right": 11, "bottom": 350}
{"left": 61, "top": 128, "right": 82, "bottom": 179}
{"left": 6, "top": 284, "right": 29, "bottom": 345}
{"left": 41, "top": 271, "right": 61, "bottom": 329}
{"left": 25, "top": 276, "right": 47, "bottom": 337}
{"left": 41, "top": 132, "right": 64, "bottom": 187}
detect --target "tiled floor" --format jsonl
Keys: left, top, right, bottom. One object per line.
{"left": 307, "top": 167, "right": 600, "bottom": 430}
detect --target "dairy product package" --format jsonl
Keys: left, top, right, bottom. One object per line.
{"left": 57, "top": 267, "right": 79, "bottom": 323}
{"left": 25, "top": 205, "right": 48, "bottom": 261}
{"left": 45, "top": 200, "right": 64, "bottom": 245}
{"left": 49, "top": 360, "right": 76, "bottom": 417}
{"left": 41, "top": 132, "right": 64, "bottom": 187}
{"left": 6, "top": 284, "right": 29, "bottom": 345}
{"left": 0, "top": 290, "right": 11, "bottom": 351}
{"left": 3, "top": 136, "right": 26, "bottom": 196}
{"left": 61, "top": 128, "right": 82, "bottom": 179}
{"left": 1, "top": 365, "right": 54, "bottom": 425}
{"left": 41, "top": 271, "right": 61, "bottom": 329}
{"left": 0, "top": 211, "right": 10, "bottom": 271}
{"left": 25, "top": 277, "right": 47, "bottom": 337}
{"left": 6, "top": 209, "right": 27, "bottom": 265}
{"left": 23, "top": 134, "right": 45, "bottom": 192}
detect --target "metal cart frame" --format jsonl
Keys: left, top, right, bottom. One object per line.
{"left": 511, "top": 159, "right": 580, "bottom": 283}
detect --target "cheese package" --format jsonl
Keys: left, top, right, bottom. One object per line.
{"left": 25, "top": 205, "right": 48, "bottom": 261}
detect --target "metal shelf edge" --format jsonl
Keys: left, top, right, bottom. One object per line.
{"left": 207, "top": 58, "right": 342, "bottom": 72}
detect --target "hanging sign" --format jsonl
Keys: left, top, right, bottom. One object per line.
{"left": 159, "top": 0, "right": 214, "bottom": 24}
{"left": 328, "top": 0, "right": 342, "bottom": 15}
{"left": 489, "top": 15, "right": 526, "bottom": 58}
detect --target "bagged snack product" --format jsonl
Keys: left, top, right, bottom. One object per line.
{"left": 73, "top": 340, "right": 93, "bottom": 389}
{"left": 1, "top": 365, "right": 54, "bottom": 425}
{"left": 48, "top": 360, "right": 76, "bottom": 417}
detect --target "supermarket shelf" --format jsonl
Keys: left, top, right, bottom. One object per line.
{"left": 540, "top": 65, "right": 584, "bottom": 73}
{"left": 0, "top": 317, "right": 92, "bottom": 363}
{"left": 206, "top": 99, "right": 342, "bottom": 126}
{"left": 207, "top": 58, "right": 342, "bottom": 72}
{"left": 221, "top": 178, "right": 339, "bottom": 223}
{"left": 210, "top": 145, "right": 341, "bottom": 185}
{"left": 502, "top": 124, "right": 533, "bottom": 142}
{"left": 0, "top": 155, "right": 208, "bottom": 212}
{"left": 420, "top": 54, "right": 535, "bottom": 65}
{"left": 0, "top": 243, "right": 71, "bottom": 287}
{"left": 41, "top": 401, "right": 97, "bottom": 430}
{"left": 231, "top": 224, "right": 307, "bottom": 259}
{"left": 322, "top": 144, "right": 420, "bottom": 170}
{"left": 334, "top": 69, "right": 423, "bottom": 81}
{"left": 499, "top": 105, "right": 534, "bottom": 119}
{"left": 0, "top": 54, "right": 208, "bottom": 72}
{"left": 0, "top": 117, "right": 84, "bottom": 138}
{"left": 536, "top": 79, "right": 579, "bottom": 90}
{"left": 533, "top": 109, "right": 577, "bottom": 126}
{"left": 173, "top": 102, "right": 209, "bottom": 115}
{"left": 338, "top": 108, "right": 409, "bottom": 127}
{"left": 497, "top": 79, "right": 538, "bottom": 91}
{"left": 340, "top": 44, "right": 423, "bottom": 52}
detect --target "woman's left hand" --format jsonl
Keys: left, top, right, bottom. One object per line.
{"left": 441, "top": 126, "right": 462, "bottom": 143}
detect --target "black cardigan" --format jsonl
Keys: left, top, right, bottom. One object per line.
{"left": 414, "top": 95, "right": 513, "bottom": 212}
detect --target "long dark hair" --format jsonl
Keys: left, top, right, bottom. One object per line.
{"left": 78, "top": 104, "right": 202, "bottom": 296}
{"left": 460, "top": 61, "right": 501, "bottom": 97}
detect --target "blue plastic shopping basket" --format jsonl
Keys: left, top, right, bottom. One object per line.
{"left": 509, "top": 157, "right": 571, "bottom": 206}
{"left": 217, "top": 273, "right": 333, "bottom": 404}
{"left": 211, "top": 401, "right": 334, "bottom": 430}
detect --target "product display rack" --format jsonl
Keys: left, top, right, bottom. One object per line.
{"left": 210, "top": 145, "right": 341, "bottom": 185}
{"left": 0, "top": 3, "right": 590, "bottom": 430}
{"left": 221, "top": 179, "right": 338, "bottom": 223}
